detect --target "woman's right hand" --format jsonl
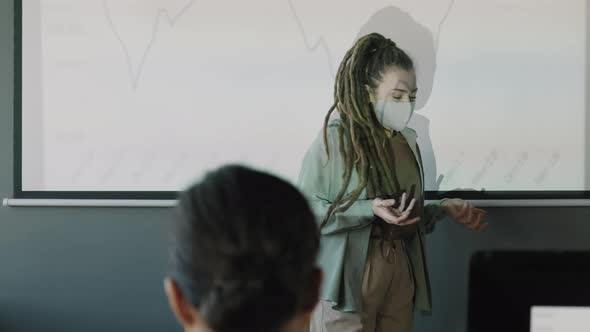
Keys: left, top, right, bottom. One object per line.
{"left": 372, "top": 192, "right": 420, "bottom": 226}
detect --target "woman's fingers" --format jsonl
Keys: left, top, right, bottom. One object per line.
{"left": 383, "top": 209, "right": 419, "bottom": 226}
{"left": 454, "top": 200, "right": 469, "bottom": 221}
{"left": 397, "top": 216, "right": 420, "bottom": 226}
{"left": 457, "top": 202, "right": 474, "bottom": 224}
{"left": 466, "top": 209, "right": 489, "bottom": 231}
{"left": 377, "top": 193, "right": 420, "bottom": 225}
{"left": 380, "top": 199, "right": 396, "bottom": 207}
{"left": 440, "top": 199, "right": 488, "bottom": 231}
{"left": 381, "top": 213, "right": 397, "bottom": 224}
{"left": 467, "top": 208, "right": 486, "bottom": 226}
{"left": 398, "top": 192, "right": 407, "bottom": 211}
{"left": 389, "top": 207, "right": 402, "bottom": 217}
{"left": 474, "top": 208, "right": 487, "bottom": 217}
{"left": 467, "top": 215, "right": 481, "bottom": 229}
{"left": 466, "top": 202, "right": 475, "bottom": 224}
{"left": 391, "top": 197, "right": 416, "bottom": 219}
{"left": 403, "top": 198, "right": 416, "bottom": 215}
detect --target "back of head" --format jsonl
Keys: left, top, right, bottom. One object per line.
{"left": 169, "top": 165, "right": 320, "bottom": 332}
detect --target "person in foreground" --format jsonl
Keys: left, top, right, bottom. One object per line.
{"left": 164, "top": 165, "right": 322, "bottom": 332}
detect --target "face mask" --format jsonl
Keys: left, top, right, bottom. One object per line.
{"left": 374, "top": 100, "right": 415, "bottom": 132}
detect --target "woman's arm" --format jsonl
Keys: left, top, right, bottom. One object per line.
{"left": 297, "top": 125, "right": 375, "bottom": 236}
{"left": 422, "top": 199, "right": 449, "bottom": 234}
{"left": 414, "top": 142, "right": 448, "bottom": 234}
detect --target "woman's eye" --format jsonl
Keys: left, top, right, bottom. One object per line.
{"left": 393, "top": 96, "right": 403, "bottom": 100}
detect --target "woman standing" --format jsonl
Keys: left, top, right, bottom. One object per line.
{"left": 298, "top": 33, "right": 487, "bottom": 332}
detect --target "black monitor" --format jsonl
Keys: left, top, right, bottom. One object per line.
{"left": 467, "top": 251, "right": 590, "bottom": 332}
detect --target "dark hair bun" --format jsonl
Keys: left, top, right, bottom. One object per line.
{"left": 200, "top": 274, "right": 297, "bottom": 332}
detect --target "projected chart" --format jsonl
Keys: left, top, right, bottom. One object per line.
{"left": 20, "top": 0, "right": 587, "bottom": 193}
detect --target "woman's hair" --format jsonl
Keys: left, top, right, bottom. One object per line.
{"left": 169, "top": 165, "right": 319, "bottom": 332}
{"left": 321, "top": 32, "right": 414, "bottom": 227}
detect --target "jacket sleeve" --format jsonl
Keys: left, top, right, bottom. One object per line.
{"left": 297, "top": 125, "right": 375, "bottom": 236}
{"left": 415, "top": 141, "right": 449, "bottom": 234}
{"left": 421, "top": 199, "right": 449, "bottom": 234}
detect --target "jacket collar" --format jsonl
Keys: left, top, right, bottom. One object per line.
{"left": 400, "top": 127, "right": 423, "bottom": 182}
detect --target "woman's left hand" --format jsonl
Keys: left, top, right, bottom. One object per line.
{"left": 441, "top": 198, "right": 488, "bottom": 231}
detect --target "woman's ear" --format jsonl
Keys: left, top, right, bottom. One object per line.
{"left": 164, "top": 276, "right": 202, "bottom": 330}
{"left": 364, "top": 84, "right": 376, "bottom": 104}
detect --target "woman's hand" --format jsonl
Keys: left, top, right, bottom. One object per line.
{"left": 441, "top": 198, "right": 488, "bottom": 231}
{"left": 372, "top": 192, "right": 420, "bottom": 226}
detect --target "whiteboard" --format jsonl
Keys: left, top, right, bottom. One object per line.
{"left": 16, "top": 0, "right": 590, "bottom": 199}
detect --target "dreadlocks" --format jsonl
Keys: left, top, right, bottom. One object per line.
{"left": 321, "top": 33, "right": 414, "bottom": 227}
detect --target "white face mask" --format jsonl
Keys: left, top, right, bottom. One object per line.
{"left": 374, "top": 101, "right": 415, "bottom": 132}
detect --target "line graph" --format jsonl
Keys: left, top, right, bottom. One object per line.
{"left": 102, "top": 0, "right": 455, "bottom": 87}
{"left": 286, "top": 0, "right": 337, "bottom": 77}
{"left": 434, "top": 0, "right": 455, "bottom": 51}
{"left": 102, "top": 0, "right": 197, "bottom": 89}
{"left": 286, "top": 0, "right": 457, "bottom": 78}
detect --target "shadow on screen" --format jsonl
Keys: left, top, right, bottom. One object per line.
{"left": 354, "top": 6, "right": 441, "bottom": 191}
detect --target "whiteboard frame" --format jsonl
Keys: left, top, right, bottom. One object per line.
{"left": 11, "top": 0, "right": 590, "bottom": 204}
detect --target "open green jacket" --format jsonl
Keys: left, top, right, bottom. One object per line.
{"left": 297, "top": 120, "right": 447, "bottom": 313}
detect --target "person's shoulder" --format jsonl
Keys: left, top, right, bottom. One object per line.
{"left": 307, "top": 120, "right": 341, "bottom": 157}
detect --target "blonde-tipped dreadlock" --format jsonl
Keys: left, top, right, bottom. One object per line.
{"left": 321, "top": 33, "right": 414, "bottom": 227}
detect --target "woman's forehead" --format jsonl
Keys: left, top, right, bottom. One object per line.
{"left": 379, "top": 67, "right": 417, "bottom": 89}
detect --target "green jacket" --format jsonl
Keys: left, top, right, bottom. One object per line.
{"left": 297, "top": 121, "right": 447, "bottom": 313}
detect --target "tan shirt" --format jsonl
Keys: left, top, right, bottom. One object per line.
{"left": 372, "top": 130, "right": 422, "bottom": 239}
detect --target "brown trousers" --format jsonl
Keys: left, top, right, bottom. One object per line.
{"left": 310, "top": 238, "right": 415, "bottom": 332}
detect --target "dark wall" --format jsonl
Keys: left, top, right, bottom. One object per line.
{"left": 1, "top": 1, "right": 589, "bottom": 331}
{"left": 0, "top": 3, "right": 177, "bottom": 331}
